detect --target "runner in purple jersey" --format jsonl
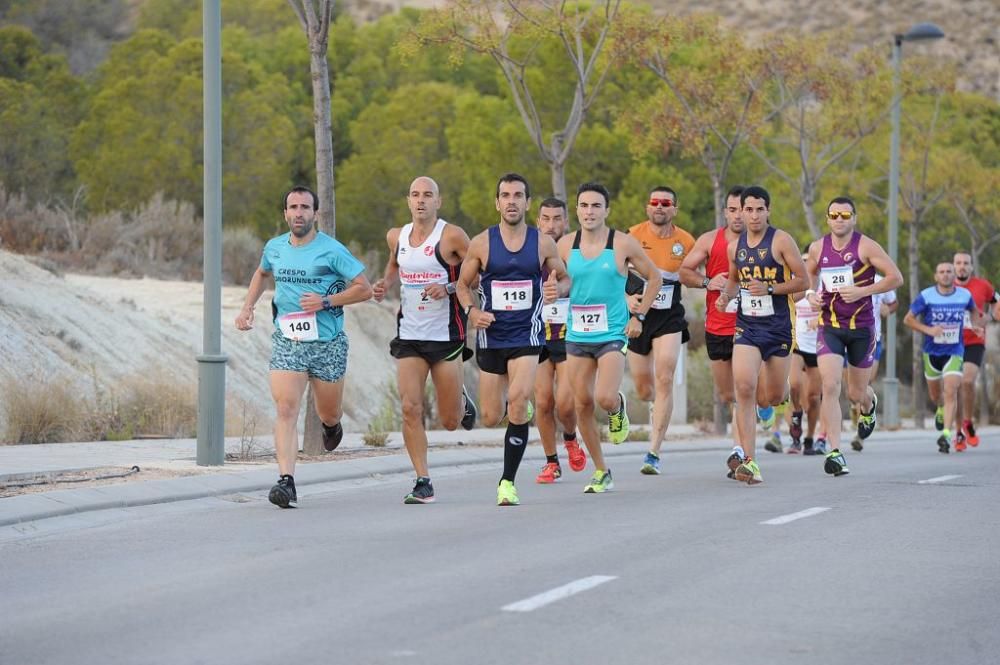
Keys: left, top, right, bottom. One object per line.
{"left": 804, "top": 196, "right": 902, "bottom": 476}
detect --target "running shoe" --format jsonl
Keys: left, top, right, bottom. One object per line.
{"left": 789, "top": 413, "right": 803, "bottom": 443}
{"left": 536, "top": 462, "right": 562, "bottom": 484}
{"left": 757, "top": 405, "right": 776, "bottom": 430}
{"left": 640, "top": 452, "right": 661, "bottom": 475}
{"left": 934, "top": 406, "right": 944, "bottom": 431}
{"left": 497, "top": 479, "right": 520, "bottom": 506}
{"left": 268, "top": 475, "right": 297, "bottom": 508}
{"left": 608, "top": 392, "right": 630, "bottom": 444}
{"left": 322, "top": 421, "right": 343, "bottom": 452}
{"left": 500, "top": 400, "right": 535, "bottom": 426}
{"left": 461, "top": 385, "right": 477, "bottom": 430}
{"left": 726, "top": 449, "right": 745, "bottom": 479}
{"left": 824, "top": 449, "right": 849, "bottom": 476}
{"left": 802, "top": 436, "right": 815, "bottom": 455}
{"left": 584, "top": 469, "right": 614, "bottom": 493}
{"left": 813, "top": 436, "right": 828, "bottom": 455}
{"left": 565, "top": 437, "right": 587, "bottom": 471}
{"left": 404, "top": 477, "right": 435, "bottom": 504}
{"left": 964, "top": 420, "right": 979, "bottom": 447}
{"left": 787, "top": 439, "right": 802, "bottom": 454}
{"left": 857, "top": 393, "right": 878, "bottom": 440}
{"left": 955, "top": 432, "right": 967, "bottom": 452}
{"left": 937, "top": 434, "right": 950, "bottom": 454}
{"left": 764, "top": 432, "right": 783, "bottom": 453}
{"left": 851, "top": 435, "right": 863, "bottom": 452}
{"left": 734, "top": 458, "right": 763, "bottom": 485}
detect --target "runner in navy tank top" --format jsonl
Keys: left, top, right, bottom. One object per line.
{"left": 456, "top": 173, "right": 570, "bottom": 506}
{"left": 718, "top": 187, "right": 808, "bottom": 485}
{"left": 804, "top": 196, "right": 902, "bottom": 474}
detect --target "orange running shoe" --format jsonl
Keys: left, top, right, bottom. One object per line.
{"left": 536, "top": 462, "right": 562, "bottom": 484}
{"left": 964, "top": 420, "right": 980, "bottom": 447}
{"left": 565, "top": 437, "right": 587, "bottom": 472}
{"left": 955, "top": 432, "right": 967, "bottom": 452}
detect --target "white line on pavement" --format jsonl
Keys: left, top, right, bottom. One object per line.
{"left": 501, "top": 575, "right": 617, "bottom": 612}
{"left": 760, "top": 506, "right": 831, "bottom": 525}
{"left": 918, "top": 474, "right": 963, "bottom": 484}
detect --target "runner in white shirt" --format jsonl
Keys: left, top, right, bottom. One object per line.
{"left": 788, "top": 283, "right": 822, "bottom": 454}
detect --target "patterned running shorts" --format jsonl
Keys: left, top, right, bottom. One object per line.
{"left": 270, "top": 331, "right": 349, "bottom": 383}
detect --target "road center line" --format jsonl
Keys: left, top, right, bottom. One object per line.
{"left": 501, "top": 575, "right": 617, "bottom": 612}
{"left": 918, "top": 474, "right": 963, "bottom": 484}
{"left": 761, "top": 506, "right": 831, "bottom": 525}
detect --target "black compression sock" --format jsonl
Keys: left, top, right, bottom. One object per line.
{"left": 563, "top": 431, "right": 576, "bottom": 441}
{"left": 501, "top": 421, "right": 530, "bottom": 482}
{"left": 546, "top": 454, "right": 559, "bottom": 465}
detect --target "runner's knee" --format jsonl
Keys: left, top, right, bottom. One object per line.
{"left": 401, "top": 396, "right": 424, "bottom": 424}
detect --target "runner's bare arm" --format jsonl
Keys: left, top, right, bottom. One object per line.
{"left": 903, "top": 309, "right": 942, "bottom": 338}
{"left": 456, "top": 232, "right": 486, "bottom": 312}
{"left": 373, "top": 228, "right": 401, "bottom": 302}
{"left": 300, "top": 273, "right": 373, "bottom": 313}
{"left": 423, "top": 224, "right": 473, "bottom": 300}
{"left": 235, "top": 266, "right": 273, "bottom": 330}
{"left": 539, "top": 234, "right": 570, "bottom": 300}
{"left": 716, "top": 240, "right": 739, "bottom": 312}
{"left": 771, "top": 231, "right": 809, "bottom": 295}
{"left": 621, "top": 234, "right": 661, "bottom": 316}
{"left": 860, "top": 236, "right": 904, "bottom": 294}
{"left": 679, "top": 231, "right": 713, "bottom": 288}
{"left": 805, "top": 240, "right": 823, "bottom": 306}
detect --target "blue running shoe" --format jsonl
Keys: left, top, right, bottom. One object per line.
{"left": 757, "top": 405, "right": 776, "bottom": 429}
{"left": 640, "top": 452, "right": 661, "bottom": 475}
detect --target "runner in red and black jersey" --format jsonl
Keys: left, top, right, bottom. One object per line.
{"left": 953, "top": 251, "right": 1000, "bottom": 447}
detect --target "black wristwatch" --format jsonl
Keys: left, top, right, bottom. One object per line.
{"left": 633, "top": 312, "right": 646, "bottom": 322}
{"left": 701, "top": 276, "right": 710, "bottom": 289}
{"left": 767, "top": 284, "right": 775, "bottom": 296}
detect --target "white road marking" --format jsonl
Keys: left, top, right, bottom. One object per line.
{"left": 501, "top": 575, "right": 617, "bottom": 612}
{"left": 918, "top": 474, "right": 963, "bottom": 485}
{"left": 761, "top": 506, "right": 831, "bottom": 525}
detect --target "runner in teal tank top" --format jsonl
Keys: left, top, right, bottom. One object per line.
{"left": 555, "top": 182, "right": 662, "bottom": 494}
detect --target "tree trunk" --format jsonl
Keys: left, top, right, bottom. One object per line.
{"left": 711, "top": 177, "right": 725, "bottom": 229}
{"left": 909, "top": 211, "right": 925, "bottom": 429}
{"left": 801, "top": 186, "right": 820, "bottom": 238}
{"left": 310, "top": 47, "right": 335, "bottom": 234}
{"left": 550, "top": 160, "right": 567, "bottom": 204}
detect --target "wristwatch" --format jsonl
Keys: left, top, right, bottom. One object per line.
{"left": 767, "top": 284, "right": 775, "bottom": 296}
{"left": 633, "top": 312, "right": 646, "bottom": 322}
{"left": 464, "top": 304, "right": 474, "bottom": 316}
{"left": 701, "top": 276, "right": 710, "bottom": 289}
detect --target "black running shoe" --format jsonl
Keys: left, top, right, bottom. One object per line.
{"left": 322, "top": 421, "right": 343, "bottom": 452}
{"left": 269, "top": 475, "right": 297, "bottom": 508}
{"left": 857, "top": 393, "right": 878, "bottom": 440}
{"left": 937, "top": 434, "right": 950, "bottom": 454}
{"left": 404, "top": 477, "right": 435, "bottom": 504}
{"left": 824, "top": 449, "right": 849, "bottom": 476}
{"left": 461, "top": 385, "right": 477, "bottom": 431}
{"left": 851, "top": 436, "right": 863, "bottom": 452}
{"left": 726, "top": 450, "right": 743, "bottom": 480}
{"left": 802, "top": 437, "right": 815, "bottom": 455}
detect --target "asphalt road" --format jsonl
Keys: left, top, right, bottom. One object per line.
{"left": 2, "top": 433, "right": 998, "bottom": 665}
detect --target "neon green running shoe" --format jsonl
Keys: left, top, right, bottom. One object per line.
{"left": 583, "top": 469, "right": 614, "bottom": 493}
{"left": 734, "top": 458, "right": 763, "bottom": 485}
{"left": 500, "top": 401, "right": 534, "bottom": 426}
{"left": 608, "top": 392, "right": 630, "bottom": 444}
{"left": 497, "top": 479, "right": 520, "bottom": 506}
{"left": 934, "top": 405, "right": 944, "bottom": 432}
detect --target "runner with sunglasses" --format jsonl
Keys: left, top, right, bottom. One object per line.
{"left": 625, "top": 187, "right": 695, "bottom": 475}
{"left": 804, "top": 196, "right": 902, "bottom": 475}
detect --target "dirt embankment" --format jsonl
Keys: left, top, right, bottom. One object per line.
{"left": 0, "top": 250, "right": 399, "bottom": 433}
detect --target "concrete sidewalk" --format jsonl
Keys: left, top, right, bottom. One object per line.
{"left": 0, "top": 424, "right": 984, "bottom": 527}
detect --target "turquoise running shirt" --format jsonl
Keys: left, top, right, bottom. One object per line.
{"left": 261, "top": 231, "right": 366, "bottom": 342}
{"left": 566, "top": 229, "right": 628, "bottom": 344}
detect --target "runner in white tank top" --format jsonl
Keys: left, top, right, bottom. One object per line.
{"left": 373, "top": 176, "right": 476, "bottom": 505}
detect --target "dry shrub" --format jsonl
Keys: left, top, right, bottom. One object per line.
{"left": 1, "top": 374, "right": 84, "bottom": 444}
{"left": 85, "top": 371, "right": 199, "bottom": 440}
{"left": 0, "top": 187, "right": 73, "bottom": 253}
{"left": 222, "top": 226, "right": 263, "bottom": 285}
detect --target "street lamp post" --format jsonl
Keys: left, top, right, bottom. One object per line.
{"left": 884, "top": 22, "right": 944, "bottom": 429}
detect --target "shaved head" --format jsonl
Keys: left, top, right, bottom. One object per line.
{"left": 409, "top": 176, "right": 439, "bottom": 197}
{"left": 407, "top": 176, "right": 442, "bottom": 224}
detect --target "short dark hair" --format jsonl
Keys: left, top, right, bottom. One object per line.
{"left": 538, "top": 197, "right": 567, "bottom": 213}
{"left": 496, "top": 173, "right": 530, "bottom": 199}
{"left": 577, "top": 182, "right": 611, "bottom": 207}
{"left": 740, "top": 186, "right": 770, "bottom": 209}
{"left": 283, "top": 186, "right": 318, "bottom": 211}
{"left": 650, "top": 186, "right": 677, "bottom": 204}
{"left": 726, "top": 185, "right": 745, "bottom": 200}
{"left": 827, "top": 196, "right": 856, "bottom": 215}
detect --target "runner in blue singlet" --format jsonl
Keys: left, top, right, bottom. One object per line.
{"left": 456, "top": 173, "right": 570, "bottom": 507}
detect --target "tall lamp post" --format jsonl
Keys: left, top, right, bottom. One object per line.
{"left": 884, "top": 21, "right": 945, "bottom": 429}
